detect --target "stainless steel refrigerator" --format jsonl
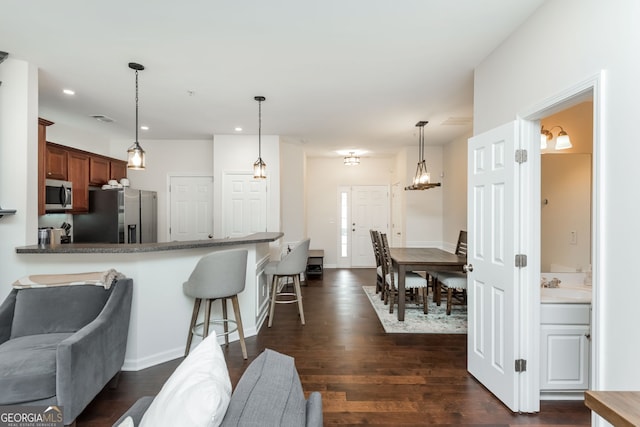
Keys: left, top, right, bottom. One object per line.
{"left": 74, "top": 188, "right": 157, "bottom": 243}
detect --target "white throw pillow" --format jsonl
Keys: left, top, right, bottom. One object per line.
{"left": 116, "top": 416, "right": 134, "bottom": 427}
{"left": 140, "top": 334, "right": 232, "bottom": 427}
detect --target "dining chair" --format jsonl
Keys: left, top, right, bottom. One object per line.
{"left": 378, "top": 232, "right": 429, "bottom": 314}
{"left": 433, "top": 230, "right": 468, "bottom": 315}
{"left": 369, "top": 229, "right": 384, "bottom": 298}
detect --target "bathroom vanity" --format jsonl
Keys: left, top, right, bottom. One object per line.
{"left": 540, "top": 274, "right": 592, "bottom": 398}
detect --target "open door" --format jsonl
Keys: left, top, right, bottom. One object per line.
{"left": 467, "top": 121, "right": 521, "bottom": 411}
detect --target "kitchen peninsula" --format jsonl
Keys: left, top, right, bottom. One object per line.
{"left": 16, "top": 232, "right": 282, "bottom": 370}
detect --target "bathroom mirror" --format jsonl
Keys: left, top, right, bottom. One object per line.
{"left": 541, "top": 153, "right": 592, "bottom": 272}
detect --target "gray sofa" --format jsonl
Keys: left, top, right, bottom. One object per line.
{"left": 114, "top": 348, "right": 323, "bottom": 427}
{"left": 0, "top": 278, "right": 133, "bottom": 426}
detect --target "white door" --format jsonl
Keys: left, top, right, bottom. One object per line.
{"left": 169, "top": 176, "right": 213, "bottom": 241}
{"left": 391, "top": 182, "right": 403, "bottom": 247}
{"left": 467, "top": 122, "right": 520, "bottom": 411}
{"left": 351, "top": 185, "right": 389, "bottom": 267}
{"left": 223, "top": 172, "right": 267, "bottom": 238}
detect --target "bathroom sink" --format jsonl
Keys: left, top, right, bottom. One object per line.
{"left": 541, "top": 286, "right": 592, "bottom": 303}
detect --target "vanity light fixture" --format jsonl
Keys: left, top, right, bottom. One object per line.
{"left": 405, "top": 121, "right": 441, "bottom": 190}
{"left": 541, "top": 125, "right": 572, "bottom": 150}
{"left": 127, "top": 62, "right": 146, "bottom": 170}
{"left": 344, "top": 152, "right": 360, "bottom": 166}
{"left": 253, "top": 96, "right": 267, "bottom": 179}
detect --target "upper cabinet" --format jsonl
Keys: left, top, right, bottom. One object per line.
{"left": 110, "top": 160, "right": 127, "bottom": 182}
{"left": 45, "top": 144, "right": 68, "bottom": 180}
{"left": 38, "top": 119, "right": 127, "bottom": 214}
{"left": 38, "top": 118, "right": 54, "bottom": 215}
{"left": 89, "top": 156, "right": 110, "bottom": 186}
{"left": 67, "top": 151, "right": 90, "bottom": 213}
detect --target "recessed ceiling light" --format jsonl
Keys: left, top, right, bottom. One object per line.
{"left": 140, "top": 126, "right": 149, "bottom": 131}
{"left": 235, "top": 127, "right": 243, "bottom": 132}
{"left": 63, "top": 89, "right": 75, "bottom": 95}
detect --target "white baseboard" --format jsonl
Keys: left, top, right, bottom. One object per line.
{"left": 122, "top": 326, "right": 258, "bottom": 371}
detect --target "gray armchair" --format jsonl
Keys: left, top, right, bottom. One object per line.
{"left": 0, "top": 278, "right": 133, "bottom": 426}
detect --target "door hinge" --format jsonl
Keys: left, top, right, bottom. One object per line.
{"left": 515, "top": 359, "right": 527, "bottom": 373}
{"left": 515, "top": 254, "right": 527, "bottom": 268}
{"left": 515, "top": 149, "right": 528, "bottom": 164}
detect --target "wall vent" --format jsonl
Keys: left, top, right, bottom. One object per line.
{"left": 90, "top": 114, "right": 115, "bottom": 123}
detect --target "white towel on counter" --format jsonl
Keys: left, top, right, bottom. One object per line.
{"left": 12, "top": 269, "right": 125, "bottom": 290}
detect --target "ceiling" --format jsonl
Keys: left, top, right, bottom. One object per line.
{"left": 0, "top": 0, "right": 544, "bottom": 158}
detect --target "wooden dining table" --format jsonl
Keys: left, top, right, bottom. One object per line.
{"left": 389, "top": 247, "right": 467, "bottom": 321}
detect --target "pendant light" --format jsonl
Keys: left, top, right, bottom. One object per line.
{"left": 405, "top": 121, "right": 441, "bottom": 190}
{"left": 253, "top": 96, "right": 267, "bottom": 179}
{"left": 127, "top": 62, "right": 146, "bottom": 170}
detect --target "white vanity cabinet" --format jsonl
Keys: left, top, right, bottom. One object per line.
{"left": 540, "top": 303, "right": 591, "bottom": 392}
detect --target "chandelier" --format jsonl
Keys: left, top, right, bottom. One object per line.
{"left": 405, "top": 121, "right": 441, "bottom": 190}
{"left": 343, "top": 152, "right": 360, "bottom": 166}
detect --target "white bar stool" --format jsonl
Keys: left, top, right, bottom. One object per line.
{"left": 265, "top": 239, "right": 310, "bottom": 327}
{"left": 183, "top": 249, "right": 248, "bottom": 359}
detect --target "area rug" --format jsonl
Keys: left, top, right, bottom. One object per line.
{"left": 362, "top": 286, "right": 467, "bottom": 334}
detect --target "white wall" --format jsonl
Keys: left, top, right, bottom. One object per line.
{"left": 306, "top": 156, "right": 394, "bottom": 266}
{"left": 442, "top": 133, "right": 470, "bottom": 252}
{"left": 212, "top": 134, "right": 280, "bottom": 241}
{"left": 109, "top": 138, "right": 214, "bottom": 243}
{"left": 474, "top": 0, "right": 640, "bottom": 391}
{"left": 403, "top": 145, "right": 444, "bottom": 247}
{"left": 0, "top": 58, "right": 39, "bottom": 285}
{"left": 280, "top": 141, "right": 306, "bottom": 246}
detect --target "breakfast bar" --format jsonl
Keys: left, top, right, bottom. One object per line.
{"left": 15, "top": 232, "right": 283, "bottom": 370}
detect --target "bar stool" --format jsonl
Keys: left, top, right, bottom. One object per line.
{"left": 183, "top": 249, "right": 248, "bottom": 359}
{"left": 265, "top": 239, "right": 310, "bottom": 327}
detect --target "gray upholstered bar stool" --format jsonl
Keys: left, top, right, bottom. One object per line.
{"left": 183, "top": 249, "right": 248, "bottom": 359}
{"left": 265, "top": 239, "right": 310, "bottom": 327}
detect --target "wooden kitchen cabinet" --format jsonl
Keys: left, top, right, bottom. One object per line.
{"left": 38, "top": 118, "right": 54, "bottom": 215}
{"left": 89, "top": 156, "right": 110, "bottom": 185}
{"left": 67, "top": 151, "right": 90, "bottom": 212}
{"left": 109, "top": 160, "right": 127, "bottom": 182}
{"left": 45, "top": 144, "right": 68, "bottom": 180}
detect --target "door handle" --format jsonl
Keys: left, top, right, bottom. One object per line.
{"left": 463, "top": 264, "right": 473, "bottom": 273}
{"left": 208, "top": 234, "right": 213, "bottom": 239}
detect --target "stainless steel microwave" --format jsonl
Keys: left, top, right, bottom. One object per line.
{"left": 45, "top": 179, "right": 73, "bottom": 211}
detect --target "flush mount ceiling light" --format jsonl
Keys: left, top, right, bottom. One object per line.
{"left": 127, "top": 62, "right": 146, "bottom": 170}
{"left": 253, "top": 96, "right": 267, "bottom": 179}
{"left": 541, "top": 125, "right": 573, "bottom": 150}
{"left": 405, "top": 121, "right": 441, "bottom": 190}
{"left": 343, "top": 152, "right": 360, "bottom": 166}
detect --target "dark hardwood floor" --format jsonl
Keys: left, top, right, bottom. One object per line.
{"left": 78, "top": 268, "right": 591, "bottom": 426}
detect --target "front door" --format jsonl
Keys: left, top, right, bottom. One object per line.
{"left": 351, "top": 185, "right": 389, "bottom": 267}
{"left": 467, "top": 121, "right": 520, "bottom": 411}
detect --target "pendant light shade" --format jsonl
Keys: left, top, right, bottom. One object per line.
{"left": 253, "top": 96, "right": 267, "bottom": 179}
{"left": 405, "top": 121, "right": 441, "bottom": 190}
{"left": 127, "top": 62, "right": 146, "bottom": 170}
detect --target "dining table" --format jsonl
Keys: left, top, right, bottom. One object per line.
{"left": 389, "top": 247, "right": 467, "bottom": 321}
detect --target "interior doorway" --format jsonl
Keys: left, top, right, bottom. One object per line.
{"left": 520, "top": 74, "right": 602, "bottom": 410}
{"left": 466, "top": 73, "right": 602, "bottom": 413}
{"left": 168, "top": 175, "right": 213, "bottom": 241}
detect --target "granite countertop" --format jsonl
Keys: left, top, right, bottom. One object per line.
{"left": 16, "top": 232, "right": 283, "bottom": 254}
